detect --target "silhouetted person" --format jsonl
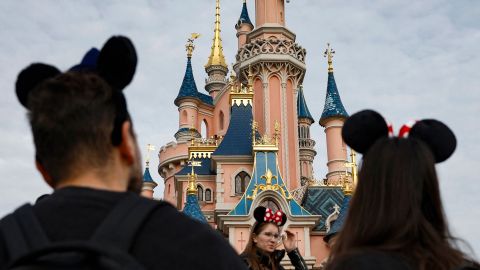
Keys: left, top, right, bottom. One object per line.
{"left": 0, "top": 36, "right": 247, "bottom": 270}
{"left": 325, "top": 110, "right": 479, "bottom": 270}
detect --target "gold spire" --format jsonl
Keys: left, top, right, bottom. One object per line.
{"left": 205, "top": 0, "right": 227, "bottom": 68}
{"left": 187, "top": 160, "right": 202, "bottom": 195}
{"left": 323, "top": 43, "right": 335, "bottom": 73}
{"left": 186, "top": 33, "right": 200, "bottom": 58}
{"left": 344, "top": 149, "right": 358, "bottom": 195}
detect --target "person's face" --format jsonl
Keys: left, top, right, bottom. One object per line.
{"left": 253, "top": 223, "right": 280, "bottom": 253}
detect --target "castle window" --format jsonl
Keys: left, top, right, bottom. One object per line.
{"left": 235, "top": 171, "right": 251, "bottom": 195}
{"left": 219, "top": 111, "right": 224, "bottom": 130}
{"left": 260, "top": 199, "right": 280, "bottom": 212}
{"left": 205, "top": 188, "right": 212, "bottom": 202}
{"left": 197, "top": 185, "right": 204, "bottom": 201}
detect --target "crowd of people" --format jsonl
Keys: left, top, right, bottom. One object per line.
{"left": 0, "top": 36, "right": 478, "bottom": 270}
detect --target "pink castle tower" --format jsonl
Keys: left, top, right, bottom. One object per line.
{"left": 319, "top": 44, "right": 349, "bottom": 184}
{"left": 235, "top": 0, "right": 306, "bottom": 191}
{"left": 157, "top": 2, "right": 354, "bottom": 267}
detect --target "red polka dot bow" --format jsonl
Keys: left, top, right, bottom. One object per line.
{"left": 264, "top": 208, "right": 284, "bottom": 226}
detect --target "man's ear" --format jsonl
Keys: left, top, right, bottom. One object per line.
{"left": 118, "top": 121, "right": 137, "bottom": 165}
{"left": 36, "top": 160, "right": 54, "bottom": 188}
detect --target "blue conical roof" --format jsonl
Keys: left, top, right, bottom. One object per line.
{"left": 183, "top": 193, "right": 208, "bottom": 223}
{"left": 319, "top": 72, "right": 348, "bottom": 126}
{"left": 236, "top": 1, "right": 253, "bottom": 28}
{"left": 143, "top": 167, "right": 156, "bottom": 184}
{"left": 297, "top": 87, "right": 314, "bottom": 122}
{"left": 174, "top": 57, "right": 213, "bottom": 106}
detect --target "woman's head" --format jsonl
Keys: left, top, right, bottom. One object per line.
{"left": 338, "top": 137, "right": 445, "bottom": 249}
{"left": 330, "top": 109, "right": 464, "bottom": 269}
{"left": 243, "top": 207, "right": 287, "bottom": 255}
{"left": 251, "top": 222, "right": 281, "bottom": 253}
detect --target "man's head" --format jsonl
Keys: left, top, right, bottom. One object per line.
{"left": 16, "top": 36, "right": 142, "bottom": 192}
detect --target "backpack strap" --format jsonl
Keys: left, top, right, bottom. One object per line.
{"left": 91, "top": 192, "right": 158, "bottom": 251}
{"left": 0, "top": 203, "right": 50, "bottom": 261}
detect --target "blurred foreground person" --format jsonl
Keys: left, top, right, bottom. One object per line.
{"left": 241, "top": 206, "right": 308, "bottom": 270}
{"left": 0, "top": 36, "right": 246, "bottom": 270}
{"left": 326, "top": 110, "right": 479, "bottom": 270}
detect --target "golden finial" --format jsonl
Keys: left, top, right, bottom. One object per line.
{"left": 187, "top": 160, "right": 202, "bottom": 195}
{"left": 205, "top": 0, "right": 227, "bottom": 68}
{"left": 145, "top": 144, "right": 156, "bottom": 167}
{"left": 186, "top": 33, "right": 200, "bottom": 58}
{"left": 323, "top": 43, "right": 335, "bottom": 73}
{"left": 345, "top": 148, "right": 358, "bottom": 193}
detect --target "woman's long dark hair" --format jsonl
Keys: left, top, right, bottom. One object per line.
{"left": 329, "top": 137, "right": 465, "bottom": 270}
{"left": 243, "top": 221, "right": 280, "bottom": 270}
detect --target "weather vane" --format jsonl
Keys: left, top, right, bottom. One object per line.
{"left": 186, "top": 33, "right": 201, "bottom": 57}
{"left": 324, "top": 43, "right": 335, "bottom": 73}
{"left": 145, "top": 144, "right": 156, "bottom": 167}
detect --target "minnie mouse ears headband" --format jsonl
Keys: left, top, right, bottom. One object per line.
{"left": 254, "top": 206, "right": 287, "bottom": 226}
{"left": 15, "top": 36, "right": 137, "bottom": 145}
{"left": 342, "top": 110, "right": 456, "bottom": 163}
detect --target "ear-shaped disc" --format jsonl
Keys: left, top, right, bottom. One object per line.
{"left": 16, "top": 63, "right": 61, "bottom": 108}
{"left": 409, "top": 119, "right": 456, "bottom": 163}
{"left": 97, "top": 36, "right": 137, "bottom": 91}
{"left": 342, "top": 109, "right": 389, "bottom": 154}
{"left": 253, "top": 206, "right": 267, "bottom": 223}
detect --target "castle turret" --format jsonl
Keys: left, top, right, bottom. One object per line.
{"left": 297, "top": 85, "right": 316, "bottom": 186}
{"left": 174, "top": 35, "right": 204, "bottom": 142}
{"left": 319, "top": 44, "right": 348, "bottom": 185}
{"left": 255, "top": 0, "right": 286, "bottom": 27}
{"left": 141, "top": 144, "right": 158, "bottom": 199}
{"left": 204, "top": 0, "right": 228, "bottom": 99}
{"left": 235, "top": 0, "right": 306, "bottom": 190}
{"left": 235, "top": 0, "right": 254, "bottom": 49}
{"left": 182, "top": 162, "right": 208, "bottom": 223}
{"left": 141, "top": 160, "right": 158, "bottom": 199}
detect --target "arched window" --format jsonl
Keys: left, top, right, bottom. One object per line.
{"left": 235, "top": 171, "right": 250, "bottom": 195}
{"left": 168, "top": 184, "right": 171, "bottom": 194}
{"left": 197, "top": 185, "right": 204, "bottom": 201}
{"left": 182, "top": 110, "right": 188, "bottom": 124}
{"left": 201, "top": 119, "right": 208, "bottom": 138}
{"left": 219, "top": 111, "right": 224, "bottom": 130}
{"left": 260, "top": 199, "right": 280, "bottom": 212}
{"left": 205, "top": 189, "right": 212, "bottom": 202}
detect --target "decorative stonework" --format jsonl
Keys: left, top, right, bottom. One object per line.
{"left": 236, "top": 38, "right": 306, "bottom": 64}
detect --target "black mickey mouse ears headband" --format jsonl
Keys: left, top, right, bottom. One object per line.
{"left": 15, "top": 36, "right": 137, "bottom": 146}
{"left": 253, "top": 206, "right": 287, "bottom": 226}
{"left": 342, "top": 110, "right": 456, "bottom": 163}
{"left": 15, "top": 35, "right": 137, "bottom": 109}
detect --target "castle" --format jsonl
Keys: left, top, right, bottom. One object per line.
{"left": 141, "top": 1, "right": 356, "bottom": 268}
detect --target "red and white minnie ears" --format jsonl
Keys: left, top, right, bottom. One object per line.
{"left": 341, "top": 109, "right": 456, "bottom": 163}
{"left": 254, "top": 206, "right": 287, "bottom": 226}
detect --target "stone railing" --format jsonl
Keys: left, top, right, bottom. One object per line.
{"left": 236, "top": 37, "right": 306, "bottom": 63}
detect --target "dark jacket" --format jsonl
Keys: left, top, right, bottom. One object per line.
{"left": 241, "top": 248, "right": 308, "bottom": 270}
{"left": 0, "top": 187, "right": 248, "bottom": 270}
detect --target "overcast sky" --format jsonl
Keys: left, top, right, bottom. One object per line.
{"left": 0, "top": 0, "right": 479, "bottom": 256}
